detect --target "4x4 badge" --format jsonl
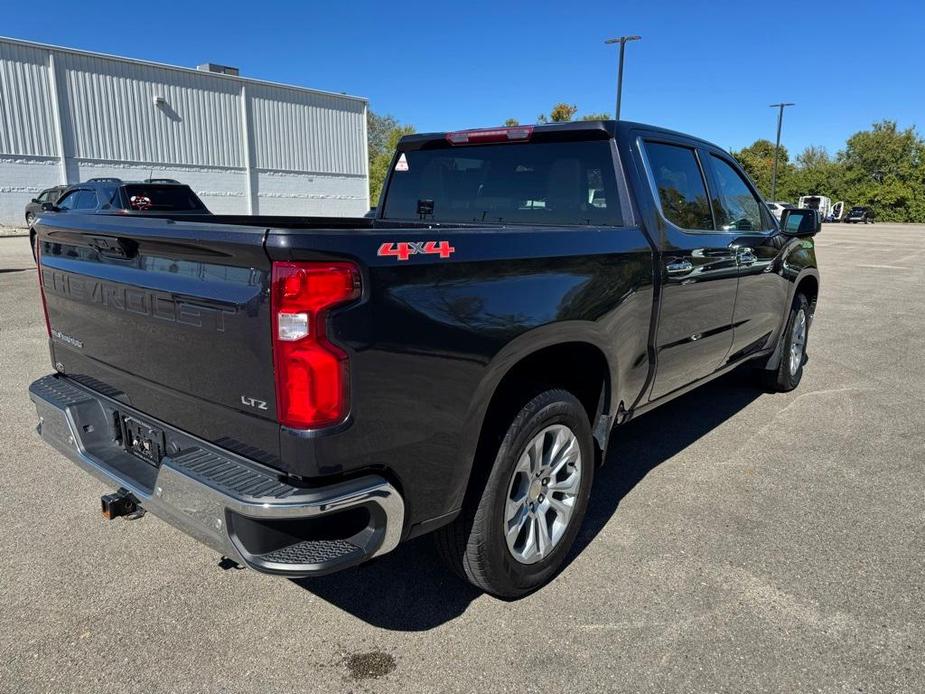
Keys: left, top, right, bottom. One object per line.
{"left": 377, "top": 241, "right": 456, "bottom": 262}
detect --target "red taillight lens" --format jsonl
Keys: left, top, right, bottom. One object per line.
{"left": 35, "top": 238, "right": 51, "bottom": 337}
{"left": 445, "top": 125, "right": 534, "bottom": 145}
{"left": 271, "top": 261, "right": 360, "bottom": 429}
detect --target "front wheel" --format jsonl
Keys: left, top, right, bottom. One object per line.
{"left": 435, "top": 389, "right": 594, "bottom": 598}
{"left": 761, "top": 293, "right": 810, "bottom": 392}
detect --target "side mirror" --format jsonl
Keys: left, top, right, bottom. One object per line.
{"left": 780, "top": 208, "right": 821, "bottom": 236}
{"left": 31, "top": 198, "right": 40, "bottom": 203}
{"left": 41, "top": 202, "right": 57, "bottom": 212}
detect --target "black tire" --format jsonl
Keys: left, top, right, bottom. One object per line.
{"left": 761, "top": 293, "right": 810, "bottom": 392}
{"left": 435, "top": 388, "right": 595, "bottom": 598}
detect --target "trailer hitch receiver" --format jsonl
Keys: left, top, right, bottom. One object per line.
{"left": 101, "top": 488, "right": 143, "bottom": 520}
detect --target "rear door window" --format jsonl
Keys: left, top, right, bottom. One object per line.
{"left": 644, "top": 142, "right": 714, "bottom": 231}
{"left": 708, "top": 155, "right": 772, "bottom": 232}
{"left": 382, "top": 140, "right": 622, "bottom": 226}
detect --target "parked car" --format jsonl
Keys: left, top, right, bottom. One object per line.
{"left": 30, "top": 178, "right": 210, "bottom": 257}
{"left": 766, "top": 201, "right": 796, "bottom": 220}
{"left": 843, "top": 206, "right": 875, "bottom": 224}
{"left": 29, "top": 121, "right": 820, "bottom": 597}
{"left": 24, "top": 185, "right": 68, "bottom": 227}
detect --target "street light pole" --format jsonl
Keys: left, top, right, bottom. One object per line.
{"left": 769, "top": 102, "right": 794, "bottom": 201}
{"left": 605, "top": 35, "right": 641, "bottom": 120}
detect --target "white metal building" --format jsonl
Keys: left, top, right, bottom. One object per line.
{"left": 0, "top": 37, "right": 369, "bottom": 226}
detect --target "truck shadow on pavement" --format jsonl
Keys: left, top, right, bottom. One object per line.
{"left": 293, "top": 368, "right": 763, "bottom": 631}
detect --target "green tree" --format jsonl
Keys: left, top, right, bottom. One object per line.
{"left": 836, "top": 121, "right": 925, "bottom": 222}
{"left": 367, "top": 110, "right": 414, "bottom": 207}
{"left": 504, "top": 118, "right": 520, "bottom": 127}
{"left": 795, "top": 145, "right": 830, "bottom": 169}
{"left": 730, "top": 139, "right": 792, "bottom": 199}
{"left": 538, "top": 103, "right": 578, "bottom": 123}
{"left": 736, "top": 121, "right": 925, "bottom": 221}
{"left": 782, "top": 146, "right": 844, "bottom": 204}
{"left": 580, "top": 112, "right": 611, "bottom": 121}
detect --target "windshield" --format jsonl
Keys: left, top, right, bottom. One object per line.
{"left": 381, "top": 141, "right": 622, "bottom": 226}
{"left": 121, "top": 185, "right": 206, "bottom": 212}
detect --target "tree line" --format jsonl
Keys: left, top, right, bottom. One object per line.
{"left": 731, "top": 121, "right": 925, "bottom": 222}
{"left": 369, "top": 108, "right": 925, "bottom": 222}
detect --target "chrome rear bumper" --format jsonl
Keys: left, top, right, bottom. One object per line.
{"left": 29, "top": 374, "right": 404, "bottom": 576}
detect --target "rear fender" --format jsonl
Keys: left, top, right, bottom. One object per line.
{"left": 452, "top": 322, "right": 617, "bottom": 500}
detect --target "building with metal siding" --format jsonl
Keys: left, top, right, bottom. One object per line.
{"left": 0, "top": 36, "right": 369, "bottom": 226}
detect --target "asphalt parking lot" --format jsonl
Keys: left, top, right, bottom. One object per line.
{"left": 1, "top": 224, "right": 923, "bottom": 693}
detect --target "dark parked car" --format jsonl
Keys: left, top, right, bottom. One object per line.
{"left": 29, "top": 121, "right": 820, "bottom": 597}
{"left": 30, "top": 178, "right": 210, "bottom": 257}
{"left": 844, "top": 206, "right": 874, "bottom": 224}
{"left": 24, "top": 185, "right": 68, "bottom": 227}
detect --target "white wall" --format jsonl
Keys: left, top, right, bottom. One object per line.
{"left": 0, "top": 37, "right": 368, "bottom": 226}
{"left": 0, "top": 156, "right": 61, "bottom": 226}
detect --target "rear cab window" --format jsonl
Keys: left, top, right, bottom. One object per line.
{"left": 120, "top": 185, "right": 206, "bottom": 212}
{"left": 381, "top": 140, "right": 623, "bottom": 226}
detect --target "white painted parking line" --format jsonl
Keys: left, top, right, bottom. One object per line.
{"left": 855, "top": 264, "right": 910, "bottom": 270}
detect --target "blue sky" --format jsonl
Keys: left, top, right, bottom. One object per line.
{"left": 4, "top": 0, "right": 922, "bottom": 156}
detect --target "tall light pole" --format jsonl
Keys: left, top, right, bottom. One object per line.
{"left": 769, "top": 102, "right": 794, "bottom": 201}
{"left": 605, "top": 35, "right": 641, "bottom": 120}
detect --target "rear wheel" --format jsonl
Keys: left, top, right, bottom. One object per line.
{"left": 26, "top": 212, "right": 36, "bottom": 227}
{"left": 761, "top": 293, "right": 810, "bottom": 392}
{"left": 435, "top": 388, "right": 594, "bottom": 598}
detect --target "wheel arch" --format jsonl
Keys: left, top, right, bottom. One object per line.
{"left": 795, "top": 273, "right": 819, "bottom": 315}
{"left": 765, "top": 268, "right": 820, "bottom": 370}
{"left": 453, "top": 323, "right": 617, "bottom": 513}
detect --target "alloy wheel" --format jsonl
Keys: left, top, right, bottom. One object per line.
{"left": 503, "top": 424, "right": 582, "bottom": 564}
{"left": 789, "top": 308, "right": 807, "bottom": 376}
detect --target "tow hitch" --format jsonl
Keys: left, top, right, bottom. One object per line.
{"left": 100, "top": 488, "right": 145, "bottom": 520}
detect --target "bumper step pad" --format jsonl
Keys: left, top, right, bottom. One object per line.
{"left": 258, "top": 539, "right": 362, "bottom": 565}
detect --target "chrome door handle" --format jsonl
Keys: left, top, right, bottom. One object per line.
{"left": 666, "top": 259, "right": 693, "bottom": 275}
{"left": 737, "top": 248, "right": 757, "bottom": 265}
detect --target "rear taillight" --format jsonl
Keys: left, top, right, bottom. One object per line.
{"left": 445, "top": 125, "right": 534, "bottom": 145}
{"left": 270, "top": 261, "right": 360, "bottom": 429}
{"left": 35, "top": 238, "right": 50, "bottom": 337}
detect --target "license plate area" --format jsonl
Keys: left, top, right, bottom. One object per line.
{"left": 119, "top": 415, "right": 166, "bottom": 467}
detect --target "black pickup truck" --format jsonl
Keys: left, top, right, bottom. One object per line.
{"left": 29, "top": 121, "right": 820, "bottom": 597}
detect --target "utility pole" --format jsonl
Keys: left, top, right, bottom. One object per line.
{"left": 769, "top": 102, "right": 794, "bottom": 201}
{"left": 605, "top": 35, "right": 641, "bottom": 120}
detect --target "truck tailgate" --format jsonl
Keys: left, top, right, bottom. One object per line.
{"left": 36, "top": 215, "right": 282, "bottom": 464}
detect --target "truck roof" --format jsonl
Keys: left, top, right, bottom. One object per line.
{"left": 399, "top": 120, "right": 723, "bottom": 152}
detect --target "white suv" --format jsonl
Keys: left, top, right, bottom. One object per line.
{"left": 766, "top": 201, "right": 795, "bottom": 220}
